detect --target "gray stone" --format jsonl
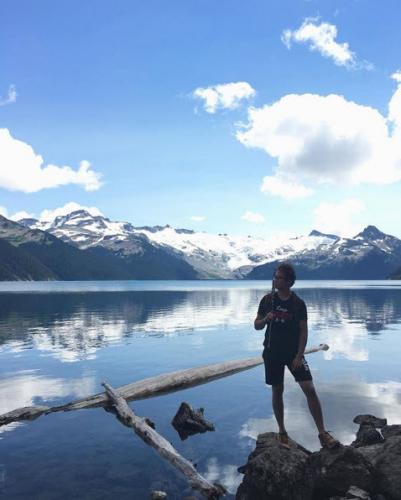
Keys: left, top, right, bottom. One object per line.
{"left": 351, "top": 424, "right": 384, "bottom": 448}
{"left": 364, "top": 436, "right": 401, "bottom": 500}
{"left": 236, "top": 432, "right": 313, "bottom": 500}
{"left": 306, "top": 445, "right": 375, "bottom": 498}
{"left": 353, "top": 415, "right": 387, "bottom": 429}
{"left": 346, "top": 485, "right": 371, "bottom": 499}
{"left": 235, "top": 416, "right": 401, "bottom": 500}
{"left": 151, "top": 491, "right": 167, "bottom": 499}
{"left": 381, "top": 424, "right": 401, "bottom": 439}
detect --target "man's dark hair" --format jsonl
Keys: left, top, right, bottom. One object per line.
{"left": 276, "top": 262, "right": 296, "bottom": 287}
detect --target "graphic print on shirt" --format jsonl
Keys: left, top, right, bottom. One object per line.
{"left": 273, "top": 305, "right": 293, "bottom": 323}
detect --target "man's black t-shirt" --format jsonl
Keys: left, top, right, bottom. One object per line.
{"left": 257, "top": 291, "right": 307, "bottom": 361}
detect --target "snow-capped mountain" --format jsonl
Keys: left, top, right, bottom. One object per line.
{"left": 19, "top": 210, "right": 337, "bottom": 279}
{"left": 17, "top": 210, "right": 401, "bottom": 279}
{"left": 248, "top": 225, "right": 401, "bottom": 279}
{"left": 2, "top": 212, "right": 198, "bottom": 281}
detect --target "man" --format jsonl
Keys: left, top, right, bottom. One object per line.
{"left": 254, "top": 262, "right": 339, "bottom": 448}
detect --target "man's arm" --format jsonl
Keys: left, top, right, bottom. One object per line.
{"left": 254, "top": 312, "right": 273, "bottom": 330}
{"left": 254, "top": 295, "right": 273, "bottom": 330}
{"left": 292, "top": 319, "right": 308, "bottom": 369}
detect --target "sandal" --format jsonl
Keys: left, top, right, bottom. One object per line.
{"left": 277, "top": 431, "right": 290, "bottom": 447}
{"left": 319, "top": 431, "right": 340, "bottom": 449}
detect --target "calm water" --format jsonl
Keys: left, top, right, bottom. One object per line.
{"left": 1, "top": 280, "right": 401, "bottom": 499}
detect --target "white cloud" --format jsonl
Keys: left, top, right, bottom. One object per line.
{"left": 39, "top": 202, "right": 104, "bottom": 222}
{"left": 190, "top": 215, "right": 206, "bottom": 222}
{"left": 313, "top": 199, "right": 365, "bottom": 237}
{"left": 10, "top": 211, "right": 35, "bottom": 221}
{"left": 392, "top": 70, "right": 401, "bottom": 83}
{"left": 389, "top": 72, "right": 401, "bottom": 133}
{"left": 261, "top": 175, "right": 314, "bottom": 200}
{"left": 193, "top": 81, "right": 256, "bottom": 114}
{"left": 282, "top": 19, "right": 361, "bottom": 68}
{"left": 0, "top": 207, "right": 34, "bottom": 221}
{"left": 0, "top": 128, "right": 102, "bottom": 192}
{"left": 241, "top": 210, "right": 265, "bottom": 223}
{"left": 0, "top": 85, "right": 17, "bottom": 106}
{"left": 236, "top": 83, "right": 401, "bottom": 192}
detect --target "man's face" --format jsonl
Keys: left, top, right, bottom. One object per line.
{"left": 273, "top": 271, "right": 289, "bottom": 290}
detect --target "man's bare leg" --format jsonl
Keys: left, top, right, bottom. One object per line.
{"left": 299, "top": 380, "right": 340, "bottom": 448}
{"left": 298, "top": 380, "right": 325, "bottom": 433}
{"left": 272, "top": 384, "right": 286, "bottom": 433}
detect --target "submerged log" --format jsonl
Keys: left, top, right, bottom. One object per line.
{"left": 0, "top": 344, "right": 329, "bottom": 427}
{"left": 102, "top": 381, "right": 225, "bottom": 499}
{"left": 172, "top": 402, "right": 215, "bottom": 440}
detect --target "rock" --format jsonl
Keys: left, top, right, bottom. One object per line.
{"left": 307, "top": 445, "right": 375, "bottom": 498}
{"left": 359, "top": 435, "right": 401, "bottom": 500}
{"left": 346, "top": 485, "right": 371, "bottom": 499}
{"left": 171, "top": 402, "right": 214, "bottom": 440}
{"left": 353, "top": 415, "right": 387, "bottom": 429}
{"left": 351, "top": 424, "right": 384, "bottom": 448}
{"left": 381, "top": 424, "right": 401, "bottom": 439}
{"left": 150, "top": 491, "right": 167, "bottom": 499}
{"left": 236, "top": 415, "right": 401, "bottom": 500}
{"left": 236, "top": 432, "right": 313, "bottom": 500}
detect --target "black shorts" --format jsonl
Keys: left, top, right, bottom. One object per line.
{"left": 263, "top": 349, "right": 313, "bottom": 386}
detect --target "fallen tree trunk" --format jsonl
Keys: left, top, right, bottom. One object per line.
{"left": 0, "top": 344, "right": 329, "bottom": 427}
{"left": 0, "top": 356, "right": 263, "bottom": 426}
{"left": 102, "top": 381, "right": 225, "bottom": 499}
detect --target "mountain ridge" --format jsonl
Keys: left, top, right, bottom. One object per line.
{"left": 7, "top": 210, "right": 401, "bottom": 280}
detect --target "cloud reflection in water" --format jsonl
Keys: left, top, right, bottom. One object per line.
{"left": 240, "top": 377, "right": 401, "bottom": 451}
{"left": 0, "top": 287, "right": 400, "bottom": 365}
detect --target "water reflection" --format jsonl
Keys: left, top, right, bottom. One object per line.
{"left": 1, "top": 287, "right": 401, "bottom": 363}
{"left": 240, "top": 376, "right": 401, "bottom": 451}
{"left": 304, "top": 288, "right": 401, "bottom": 334}
{"left": 0, "top": 283, "right": 400, "bottom": 499}
{"left": 0, "top": 371, "right": 96, "bottom": 416}
{"left": 203, "top": 457, "right": 242, "bottom": 494}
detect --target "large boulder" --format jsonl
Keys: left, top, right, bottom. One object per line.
{"left": 381, "top": 424, "right": 401, "bottom": 439}
{"left": 358, "top": 435, "right": 401, "bottom": 500}
{"left": 351, "top": 424, "right": 384, "bottom": 448}
{"left": 306, "top": 445, "right": 375, "bottom": 498}
{"left": 236, "top": 432, "right": 313, "bottom": 500}
{"left": 236, "top": 415, "right": 401, "bottom": 500}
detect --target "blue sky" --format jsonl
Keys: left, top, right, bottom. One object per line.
{"left": 1, "top": 0, "right": 401, "bottom": 238}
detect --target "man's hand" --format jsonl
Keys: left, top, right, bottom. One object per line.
{"left": 254, "top": 311, "right": 275, "bottom": 330}
{"left": 291, "top": 354, "right": 303, "bottom": 371}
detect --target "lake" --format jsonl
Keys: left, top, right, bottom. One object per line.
{"left": 1, "top": 280, "right": 401, "bottom": 499}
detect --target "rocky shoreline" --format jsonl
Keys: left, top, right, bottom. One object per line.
{"left": 236, "top": 414, "right": 401, "bottom": 500}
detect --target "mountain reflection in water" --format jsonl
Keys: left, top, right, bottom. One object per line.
{"left": 1, "top": 286, "right": 401, "bottom": 362}
{"left": 0, "top": 281, "right": 400, "bottom": 499}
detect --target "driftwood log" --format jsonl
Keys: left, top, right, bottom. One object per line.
{"left": 102, "top": 381, "right": 225, "bottom": 499}
{"left": 0, "top": 357, "right": 263, "bottom": 427}
{"left": 0, "top": 344, "right": 329, "bottom": 428}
